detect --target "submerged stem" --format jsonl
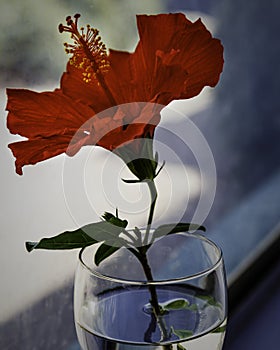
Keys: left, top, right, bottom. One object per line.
{"left": 135, "top": 249, "right": 173, "bottom": 349}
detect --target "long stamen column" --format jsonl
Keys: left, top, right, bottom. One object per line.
{"left": 59, "top": 14, "right": 117, "bottom": 105}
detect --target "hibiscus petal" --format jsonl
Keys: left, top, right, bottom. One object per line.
{"left": 6, "top": 89, "right": 94, "bottom": 138}
{"left": 135, "top": 13, "right": 193, "bottom": 72}
{"left": 135, "top": 14, "right": 224, "bottom": 100}
{"left": 96, "top": 103, "right": 162, "bottom": 151}
{"left": 6, "top": 88, "right": 96, "bottom": 174}
{"left": 9, "top": 137, "right": 72, "bottom": 175}
{"left": 150, "top": 54, "right": 188, "bottom": 104}
{"left": 60, "top": 13, "right": 223, "bottom": 107}
{"left": 106, "top": 50, "right": 137, "bottom": 103}
{"left": 61, "top": 62, "right": 117, "bottom": 112}
{"left": 6, "top": 13, "right": 224, "bottom": 175}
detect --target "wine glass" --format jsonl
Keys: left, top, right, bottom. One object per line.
{"left": 74, "top": 232, "right": 227, "bottom": 350}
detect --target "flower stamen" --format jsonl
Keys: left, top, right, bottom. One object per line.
{"left": 59, "top": 14, "right": 116, "bottom": 105}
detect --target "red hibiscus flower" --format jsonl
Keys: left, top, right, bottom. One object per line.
{"left": 6, "top": 13, "right": 223, "bottom": 175}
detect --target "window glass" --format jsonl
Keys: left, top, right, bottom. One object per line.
{"left": 166, "top": 0, "right": 280, "bottom": 278}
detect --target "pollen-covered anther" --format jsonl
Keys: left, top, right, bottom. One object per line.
{"left": 82, "top": 72, "right": 92, "bottom": 78}
{"left": 59, "top": 14, "right": 110, "bottom": 84}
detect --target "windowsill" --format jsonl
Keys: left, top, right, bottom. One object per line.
{"left": 223, "top": 247, "right": 280, "bottom": 350}
{"left": 207, "top": 167, "right": 280, "bottom": 280}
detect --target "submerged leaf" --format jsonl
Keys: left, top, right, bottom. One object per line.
{"left": 196, "top": 295, "right": 222, "bottom": 308}
{"left": 212, "top": 325, "right": 226, "bottom": 333}
{"left": 177, "top": 344, "right": 187, "bottom": 350}
{"left": 163, "top": 299, "right": 189, "bottom": 311}
{"left": 172, "top": 327, "right": 193, "bottom": 340}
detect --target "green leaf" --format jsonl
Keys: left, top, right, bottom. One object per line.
{"left": 172, "top": 327, "right": 193, "bottom": 340}
{"left": 101, "top": 212, "right": 128, "bottom": 228}
{"left": 25, "top": 221, "right": 126, "bottom": 252}
{"left": 26, "top": 241, "right": 40, "bottom": 252}
{"left": 25, "top": 230, "right": 97, "bottom": 252}
{"left": 163, "top": 299, "right": 189, "bottom": 311}
{"left": 155, "top": 151, "right": 159, "bottom": 164}
{"left": 177, "top": 344, "right": 187, "bottom": 350}
{"left": 122, "top": 178, "right": 142, "bottom": 183}
{"left": 126, "top": 157, "right": 158, "bottom": 181}
{"left": 187, "top": 304, "right": 198, "bottom": 311}
{"left": 196, "top": 295, "right": 222, "bottom": 308}
{"left": 212, "top": 325, "right": 226, "bottom": 333}
{"left": 155, "top": 160, "right": 165, "bottom": 178}
{"left": 94, "top": 243, "right": 120, "bottom": 266}
{"left": 153, "top": 223, "right": 206, "bottom": 239}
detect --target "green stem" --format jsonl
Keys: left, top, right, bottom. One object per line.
{"left": 143, "top": 179, "right": 158, "bottom": 246}
{"left": 139, "top": 179, "right": 173, "bottom": 349}
{"left": 137, "top": 248, "right": 162, "bottom": 317}
{"left": 135, "top": 248, "right": 173, "bottom": 349}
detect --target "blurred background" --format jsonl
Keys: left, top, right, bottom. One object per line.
{"left": 1, "top": 0, "right": 280, "bottom": 349}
